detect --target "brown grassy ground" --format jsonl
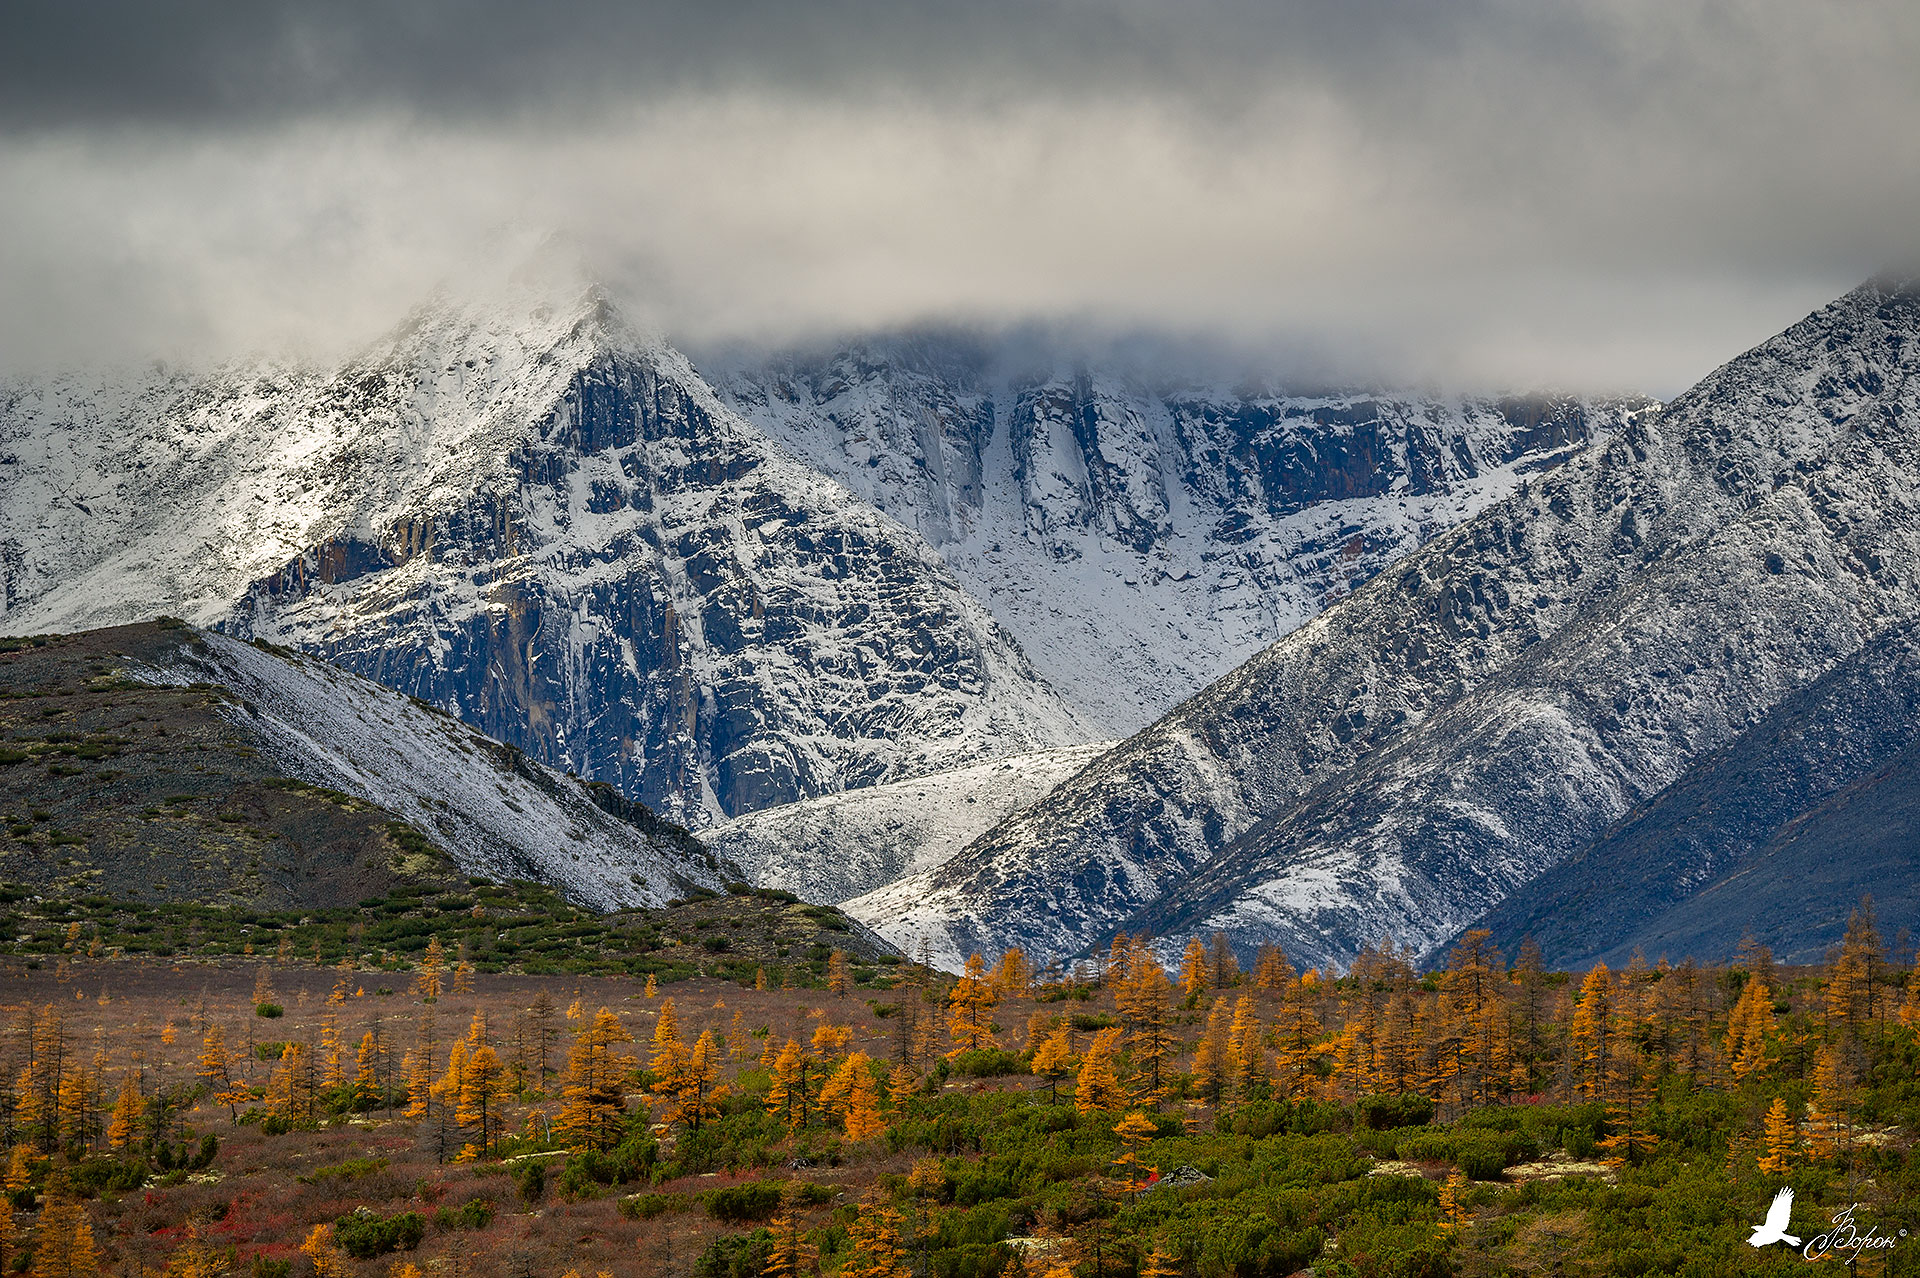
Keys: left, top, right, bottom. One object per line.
{"left": 0, "top": 954, "right": 1011, "bottom": 1278}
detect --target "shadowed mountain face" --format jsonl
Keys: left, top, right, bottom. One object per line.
{"left": 1462, "top": 618, "right": 1920, "bottom": 968}
{"left": 842, "top": 275, "right": 1920, "bottom": 971}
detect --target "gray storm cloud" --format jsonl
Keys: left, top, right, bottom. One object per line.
{"left": 1, "top": 0, "right": 1915, "bottom": 393}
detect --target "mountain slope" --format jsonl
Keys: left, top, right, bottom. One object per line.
{"left": 716, "top": 337, "right": 1642, "bottom": 735}
{"left": 0, "top": 621, "right": 723, "bottom": 909}
{"left": 1459, "top": 617, "right": 1920, "bottom": 968}
{"left": 705, "top": 741, "right": 1112, "bottom": 905}
{"left": 1, "top": 280, "right": 1088, "bottom": 825}
{"left": 848, "top": 274, "right": 1920, "bottom": 970}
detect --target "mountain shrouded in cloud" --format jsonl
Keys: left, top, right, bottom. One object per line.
{"left": 1, "top": 1, "right": 1915, "bottom": 389}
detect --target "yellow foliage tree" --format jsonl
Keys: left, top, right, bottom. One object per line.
{"left": 33, "top": 1178, "right": 100, "bottom": 1278}
{"left": 838, "top": 1053, "right": 887, "bottom": 1142}
{"left": 1075, "top": 1027, "right": 1125, "bottom": 1114}
{"left": 828, "top": 950, "right": 853, "bottom": 998}
{"left": 1725, "top": 976, "right": 1775, "bottom": 1080}
{"left": 106, "top": 1072, "right": 141, "bottom": 1150}
{"left": 766, "top": 1038, "right": 814, "bottom": 1130}
{"left": 654, "top": 1028, "right": 726, "bottom": 1132}
{"left": 1109, "top": 1110, "right": 1159, "bottom": 1202}
{"left": 556, "top": 1009, "right": 634, "bottom": 1151}
{"left": 1031, "top": 1028, "right": 1072, "bottom": 1105}
{"left": 1118, "top": 950, "right": 1177, "bottom": 1103}
{"left": 1190, "top": 1000, "right": 1229, "bottom": 1107}
{"left": 947, "top": 954, "right": 998, "bottom": 1055}
{"left": 764, "top": 1188, "right": 818, "bottom": 1278}
{"left": 414, "top": 938, "right": 446, "bottom": 1000}
{"left": 1178, "top": 937, "right": 1210, "bottom": 1002}
{"left": 991, "top": 948, "right": 1032, "bottom": 997}
{"left": 842, "top": 1194, "right": 910, "bottom": 1278}
{"left": 1758, "top": 1096, "right": 1798, "bottom": 1175}
{"left": 299, "top": 1225, "right": 350, "bottom": 1278}
{"left": 1805, "top": 1046, "right": 1851, "bottom": 1161}
{"left": 1253, "top": 944, "right": 1296, "bottom": 992}
{"left": 457, "top": 1044, "right": 511, "bottom": 1155}
{"left": 1225, "top": 996, "right": 1265, "bottom": 1101}
{"left": 1568, "top": 964, "right": 1615, "bottom": 1100}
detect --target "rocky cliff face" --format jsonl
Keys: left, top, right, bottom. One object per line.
{"left": 716, "top": 338, "right": 1636, "bottom": 736}
{"left": 1, "top": 283, "right": 1087, "bottom": 826}
{"left": 3, "top": 281, "right": 1615, "bottom": 838}
{"left": 846, "top": 275, "right": 1920, "bottom": 971}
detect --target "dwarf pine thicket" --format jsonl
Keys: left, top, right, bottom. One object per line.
{"left": 0, "top": 889, "right": 1916, "bottom": 1278}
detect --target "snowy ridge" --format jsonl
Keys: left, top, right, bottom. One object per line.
{"left": 869, "top": 274, "right": 1920, "bottom": 971}
{"left": 716, "top": 341, "right": 1641, "bottom": 737}
{"left": 124, "top": 628, "right": 727, "bottom": 908}
{"left": 707, "top": 740, "right": 1112, "bottom": 906}
{"left": 2, "top": 279, "right": 1090, "bottom": 825}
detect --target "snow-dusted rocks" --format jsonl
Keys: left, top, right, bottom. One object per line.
{"left": 706, "top": 741, "right": 1112, "bottom": 906}
{"left": 2, "top": 278, "right": 1614, "bottom": 848}
{"left": 715, "top": 338, "right": 1643, "bottom": 737}
{"left": 2, "top": 282, "right": 1088, "bottom": 826}
{"left": 872, "top": 274, "right": 1920, "bottom": 972}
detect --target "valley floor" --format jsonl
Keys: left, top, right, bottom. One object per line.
{"left": 1, "top": 899, "right": 1916, "bottom": 1278}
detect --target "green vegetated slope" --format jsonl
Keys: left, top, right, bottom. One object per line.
{"left": 0, "top": 621, "right": 461, "bottom": 908}
{"left": 0, "top": 878, "right": 897, "bottom": 981}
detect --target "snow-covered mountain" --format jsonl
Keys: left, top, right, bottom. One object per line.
{"left": 713, "top": 338, "right": 1642, "bottom": 736}
{"left": 2, "top": 270, "right": 1620, "bottom": 840}
{"left": 1463, "top": 614, "right": 1920, "bottom": 969}
{"left": 850, "top": 274, "right": 1920, "bottom": 972}
{"left": 1, "top": 278, "right": 1087, "bottom": 826}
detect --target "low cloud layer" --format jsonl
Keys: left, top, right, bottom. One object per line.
{"left": 2, "top": 0, "right": 1915, "bottom": 393}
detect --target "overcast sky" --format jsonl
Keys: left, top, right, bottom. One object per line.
{"left": 2, "top": 0, "right": 1915, "bottom": 393}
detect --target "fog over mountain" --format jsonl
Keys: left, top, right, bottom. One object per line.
{"left": 2, "top": 1, "right": 1915, "bottom": 390}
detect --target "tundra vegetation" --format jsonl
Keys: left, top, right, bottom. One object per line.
{"left": 0, "top": 886, "right": 1914, "bottom": 1278}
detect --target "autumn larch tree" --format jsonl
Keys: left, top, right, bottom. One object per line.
{"left": 991, "top": 948, "right": 1031, "bottom": 997}
{"left": 766, "top": 1038, "right": 814, "bottom": 1131}
{"left": 764, "top": 1185, "right": 819, "bottom": 1278}
{"left": 1075, "top": 1028, "right": 1125, "bottom": 1114}
{"left": 828, "top": 950, "right": 853, "bottom": 998}
{"left": 1226, "top": 996, "right": 1266, "bottom": 1104}
{"left": 947, "top": 953, "right": 999, "bottom": 1056}
{"left": 32, "top": 1174, "right": 99, "bottom": 1278}
{"left": 1190, "top": 998, "right": 1231, "bottom": 1106}
{"left": 1031, "top": 1028, "right": 1071, "bottom": 1105}
{"left": 1757, "top": 1096, "right": 1798, "bottom": 1175}
{"left": 414, "top": 938, "right": 446, "bottom": 1000}
{"left": 842, "top": 1193, "right": 910, "bottom": 1278}
{"left": 556, "top": 1009, "right": 634, "bottom": 1152}
{"left": 1109, "top": 1110, "right": 1159, "bottom": 1202}
{"left": 1116, "top": 950, "right": 1176, "bottom": 1104}
{"left": 1253, "top": 944, "right": 1296, "bottom": 994}
{"left": 838, "top": 1052, "right": 886, "bottom": 1142}
{"left": 1178, "top": 938, "right": 1210, "bottom": 1004}
{"left": 1568, "top": 963, "right": 1615, "bottom": 1102}
{"left": 1725, "top": 973, "right": 1774, "bottom": 1081}
{"left": 105, "top": 1072, "right": 140, "bottom": 1151}
{"left": 457, "top": 1043, "right": 512, "bottom": 1156}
